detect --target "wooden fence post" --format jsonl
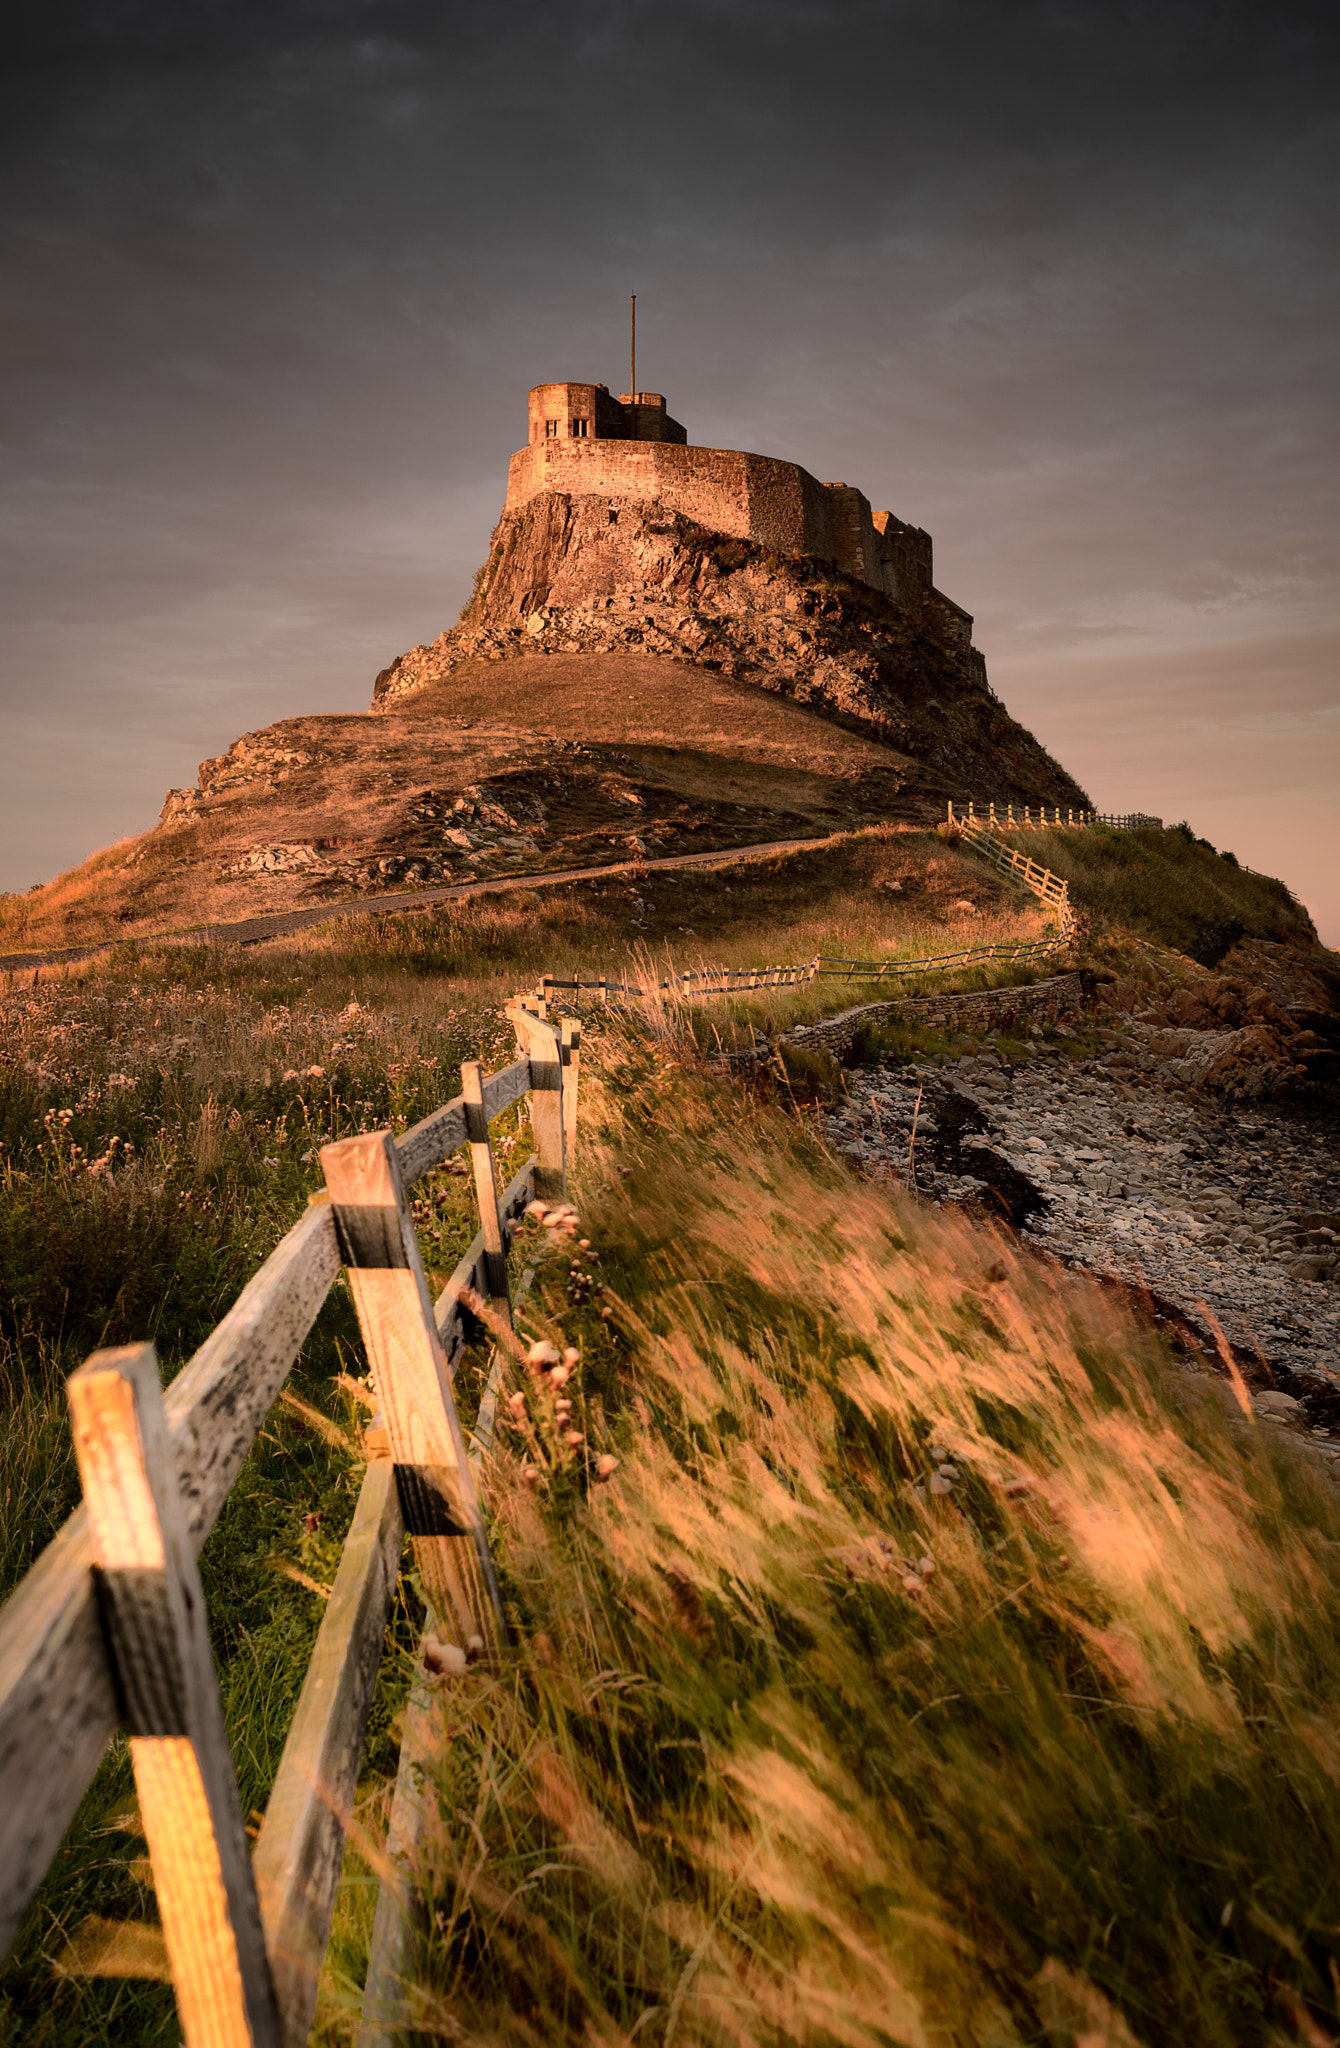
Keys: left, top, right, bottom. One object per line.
{"left": 319, "top": 1131, "right": 506, "bottom": 1658}
{"left": 461, "top": 1061, "right": 513, "bottom": 1326}
{"left": 67, "top": 1343, "right": 281, "bottom": 2048}
{"left": 561, "top": 1020, "right": 581, "bottom": 1162}
{"left": 508, "top": 1005, "right": 566, "bottom": 1201}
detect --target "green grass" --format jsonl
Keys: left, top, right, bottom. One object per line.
{"left": 0, "top": 946, "right": 520, "bottom": 2042}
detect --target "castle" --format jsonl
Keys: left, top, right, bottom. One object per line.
{"left": 370, "top": 373, "right": 1086, "bottom": 812}
{"left": 506, "top": 380, "right": 972, "bottom": 640}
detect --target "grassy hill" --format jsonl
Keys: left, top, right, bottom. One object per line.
{"left": 1, "top": 820, "right": 1338, "bottom": 2043}
{"left": 0, "top": 655, "right": 934, "bottom": 957}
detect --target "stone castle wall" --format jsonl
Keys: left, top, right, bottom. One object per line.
{"left": 504, "top": 439, "right": 942, "bottom": 615}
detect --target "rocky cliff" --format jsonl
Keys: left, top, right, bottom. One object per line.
{"left": 371, "top": 494, "right": 1088, "bottom": 809}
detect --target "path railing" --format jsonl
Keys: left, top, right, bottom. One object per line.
{"left": 947, "top": 800, "right": 1163, "bottom": 831}
{"left": 536, "top": 810, "right": 1081, "bottom": 1007}
{"left": 0, "top": 1001, "right": 578, "bottom": 2046}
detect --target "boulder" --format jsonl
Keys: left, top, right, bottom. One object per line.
{"left": 1166, "top": 986, "right": 1214, "bottom": 1028}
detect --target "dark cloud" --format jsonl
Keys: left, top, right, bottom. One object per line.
{"left": 2, "top": 0, "right": 1337, "bottom": 931}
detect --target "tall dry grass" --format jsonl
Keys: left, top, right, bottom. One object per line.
{"left": 334, "top": 1024, "right": 1340, "bottom": 2047}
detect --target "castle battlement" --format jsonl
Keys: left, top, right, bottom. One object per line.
{"left": 506, "top": 382, "right": 957, "bottom": 624}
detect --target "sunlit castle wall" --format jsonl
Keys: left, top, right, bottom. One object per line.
{"left": 507, "top": 382, "right": 946, "bottom": 616}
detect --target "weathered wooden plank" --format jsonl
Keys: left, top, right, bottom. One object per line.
{"left": 481, "top": 1055, "right": 531, "bottom": 1125}
{"left": 435, "top": 1230, "right": 486, "bottom": 1359}
{"left": 320, "top": 1131, "right": 505, "bottom": 1658}
{"left": 359, "top": 1228, "right": 541, "bottom": 2047}
{"left": 0, "top": 1202, "right": 340, "bottom": 1963}
{"left": 69, "top": 1344, "right": 280, "bottom": 2047}
{"left": 394, "top": 1098, "right": 468, "bottom": 1189}
{"left": 355, "top": 1672, "right": 438, "bottom": 2048}
{"left": 434, "top": 1157, "right": 535, "bottom": 1360}
{"left": 253, "top": 1457, "right": 404, "bottom": 2048}
{"left": 462, "top": 1063, "right": 512, "bottom": 1322}
{"left": 560, "top": 1023, "right": 581, "bottom": 1164}
{"left": 0, "top": 1508, "right": 114, "bottom": 1959}
{"left": 507, "top": 1006, "right": 565, "bottom": 1201}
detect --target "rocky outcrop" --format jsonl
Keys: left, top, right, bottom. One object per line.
{"left": 1100, "top": 951, "right": 1340, "bottom": 1102}
{"left": 157, "top": 732, "right": 317, "bottom": 834}
{"left": 371, "top": 496, "right": 1088, "bottom": 809}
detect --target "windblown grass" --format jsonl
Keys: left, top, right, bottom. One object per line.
{"left": 3, "top": 817, "right": 1336, "bottom": 2044}
{"left": 342, "top": 1025, "right": 1340, "bottom": 2047}
{"left": 996, "top": 824, "right": 1315, "bottom": 961}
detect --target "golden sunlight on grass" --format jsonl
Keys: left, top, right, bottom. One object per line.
{"left": 305, "top": 1027, "right": 1340, "bottom": 2047}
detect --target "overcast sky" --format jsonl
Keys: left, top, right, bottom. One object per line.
{"left": 3, "top": 0, "right": 1337, "bottom": 939}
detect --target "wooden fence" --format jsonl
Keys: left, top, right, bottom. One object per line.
{"left": 947, "top": 800, "right": 1163, "bottom": 832}
{"left": 0, "top": 999, "right": 580, "bottom": 2046}
{"left": 536, "top": 814, "right": 1081, "bottom": 1008}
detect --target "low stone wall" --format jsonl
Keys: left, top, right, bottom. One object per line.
{"left": 788, "top": 971, "right": 1085, "bottom": 1059}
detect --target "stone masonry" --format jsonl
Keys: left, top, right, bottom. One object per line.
{"left": 507, "top": 381, "right": 943, "bottom": 612}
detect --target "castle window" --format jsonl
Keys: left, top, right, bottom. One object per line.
{"left": 570, "top": 418, "right": 588, "bottom": 438}
{"left": 545, "top": 419, "right": 559, "bottom": 439}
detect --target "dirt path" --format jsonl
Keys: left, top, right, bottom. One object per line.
{"left": 0, "top": 829, "right": 856, "bottom": 972}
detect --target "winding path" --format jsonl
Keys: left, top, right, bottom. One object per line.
{"left": 0, "top": 830, "right": 853, "bottom": 973}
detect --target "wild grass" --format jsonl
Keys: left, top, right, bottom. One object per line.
{"left": 0, "top": 947, "right": 518, "bottom": 2043}
{"left": 2, "top": 818, "right": 1336, "bottom": 2044}
{"left": 345, "top": 1025, "right": 1340, "bottom": 2047}
{"left": 258, "top": 830, "right": 1060, "bottom": 1046}
{"left": 995, "top": 824, "right": 1314, "bottom": 962}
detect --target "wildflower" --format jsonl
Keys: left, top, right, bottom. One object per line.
{"left": 306, "top": 1065, "right": 325, "bottom": 1079}
{"left": 506, "top": 1391, "right": 528, "bottom": 1418}
{"left": 525, "top": 1340, "right": 561, "bottom": 1373}
{"left": 281, "top": 1070, "right": 300, "bottom": 1083}
{"left": 422, "top": 1636, "right": 467, "bottom": 1678}
{"left": 595, "top": 1453, "right": 619, "bottom": 1481}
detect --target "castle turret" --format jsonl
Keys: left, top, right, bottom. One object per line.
{"left": 526, "top": 382, "right": 688, "bottom": 446}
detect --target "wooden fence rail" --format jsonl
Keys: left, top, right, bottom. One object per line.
{"left": 0, "top": 1001, "right": 578, "bottom": 2046}
{"left": 947, "top": 801, "right": 1163, "bottom": 832}
{"left": 532, "top": 810, "right": 1084, "bottom": 1010}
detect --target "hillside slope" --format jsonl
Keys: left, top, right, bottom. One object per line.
{"left": 0, "top": 656, "right": 929, "bottom": 952}
{"left": 374, "top": 494, "right": 1088, "bottom": 807}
